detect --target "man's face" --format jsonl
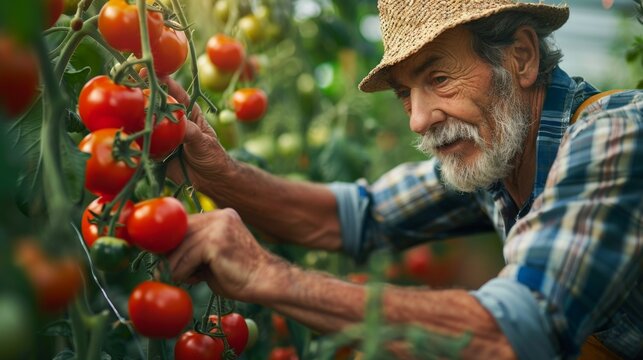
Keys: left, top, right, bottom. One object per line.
{"left": 388, "top": 27, "right": 531, "bottom": 192}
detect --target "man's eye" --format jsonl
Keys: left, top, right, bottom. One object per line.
{"left": 433, "top": 76, "right": 448, "bottom": 85}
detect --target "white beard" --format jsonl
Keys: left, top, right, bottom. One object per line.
{"left": 415, "top": 67, "right": 531, "bottom": 192}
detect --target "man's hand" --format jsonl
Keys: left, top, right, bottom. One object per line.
{"left": 163, "top": 77, "right": 232, "bottom": 189}
{"left": 167, "top": 208, "right": 290, "bottom": 303}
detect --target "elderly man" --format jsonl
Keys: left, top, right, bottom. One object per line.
{"left": 166, "top": 0, "right": 642, "bottom": 358}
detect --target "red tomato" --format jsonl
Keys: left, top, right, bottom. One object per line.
{"left": 175, "top": 331, "right": 224, "bottom": 360}
{"left": 269, "top": 346, "right": 298, "bottom": 360}
{"left": 78, "top": 75, "right": 146, "bottom": 134}
{"left": 126, "top": 197, "right": 188, "bottom": 254}
{"left": 98, "top": 0, "right": 164, "bottom": 54}
{"left": 271, "top": 313, "right": 289, "bottom": 341}
{"left": 239, "top": 55, "right": 260, "bottom": 82}
{"left": 139, "top": 90, "right": 187, "bottom": 159}
{"left": 0, "top": 36, "right": 39, "bottom": 118}
{"left": 45, "top": 0, "right": 64, "bottom": 28}
{"left": 147, "top": 25, "right": 188, "bottom": 76}
{"left": 128, "top": 281, "right": 193, "bottom": 338}
{"left": 81, "top": 197, "right": 134, "bottom": 247}
{"left": 346, "top": 272, "right": 369, "bottom": 285}
{"left": 78, "top": 128, "right": 140, "bottom": 199}
{"left": 14, "top": 241, "right": 83, "bottom": 313}
{"left": 209, "top": 313, "right": 249, "bottom": 356}
{"left": 231, "top": 88, "right": 268, "bottom": 122}
{"left": 402, "top": 243, "right": 461, "bottom": 288}
{"left": 206, "top": 34, "right": 245, "bottom": 72}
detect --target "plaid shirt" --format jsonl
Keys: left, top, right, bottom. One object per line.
{"left": 329, "top": 67, "right": 643, "bottom": 358}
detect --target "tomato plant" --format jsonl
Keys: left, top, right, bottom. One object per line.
{"left": 209, "top": 312, "right": 249, "bottom": 356}
{"left": 78, "top": 75, "right": 146, "bottom": 133}
{"left": 126, "top": 196, "right": 188, "bottom": 253}
{"left": 128, "top": 280, "right": 193, "bottom": 338}
{"left": 147, "top": 25, "right": 188, "bottom": 76}
{"left": 90, "top": 236, "right": 132, "bottom": 272}
{"left": 175, "top": 331, "right": 224, "bottom": 360}
{"left": 206, "top": 34, "right": 245, "bottom": 72}
{"left": 140, "top": 90, "right": 187, "bottom": 159}
{"left": 81, "top": 196, "right": 134, "bottom": 247}
{"left": 98, "top": 0, "right": 164, "bottom": 54}
{"left": 0, "top": 35, "right": 39, "bottom": 118}
{"left": 78, "top": 128, "right": 140, "bottom": 199}
{"left": 231, "top": 88, "right": 268, "bottom": 122}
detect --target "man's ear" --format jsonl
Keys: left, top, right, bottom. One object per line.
{"left": 506, "top": 26, "right": 540, "bottom": 89}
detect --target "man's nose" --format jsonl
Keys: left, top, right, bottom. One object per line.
{"left": 409, "top": 89, "right": 446, "bottom": 134}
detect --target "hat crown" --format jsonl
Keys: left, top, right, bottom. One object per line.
{"left": 378, "top": 0, "right": 516, "bottom": 63}
{"left": 360, "top": 0, "right": 569, "bottom": 92}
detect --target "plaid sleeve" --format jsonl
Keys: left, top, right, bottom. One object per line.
{"left": 498, "top": 92, "right": 643, "bottom": 355}
{"left": 331, "top": 158, "right": 494, "bottom": 262}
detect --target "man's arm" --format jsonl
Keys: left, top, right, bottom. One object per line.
{"left": 168, "top": 208, "right": 515, "bottom": 359}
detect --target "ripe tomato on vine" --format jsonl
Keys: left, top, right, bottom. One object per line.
{"left": 209, "top": 312, "right": 249, "bottom": 356}
{"left": 126, "top": 196, "right": 188, "bottom": 253}
{"left": 175, "top": 331, "right": 224, "bottom": 360}
{"left": 78, "top": 75, "right": 146, "bottom": 134}
{"left": 231, "top": 88, "right": 268, "bottom": 122}
{"left": 128, "top": 281, "right": 193, "bottom": 339}
{"left": 78, "top": 128, "right": 140, "bottom": 199}
{"left": 146, "top": 25, "right": 188, "bottom": 76}
{"left": 81, "top": 196, "right": 134, "bottom": 247}
{"left": 140, "top": 90, "right": 187, "bottom": 159}
{"left": 98, "top": 0, "right": 164, "bottom": 54}
{"left": 206, "top": 34, "right": 245, "bottom": 72}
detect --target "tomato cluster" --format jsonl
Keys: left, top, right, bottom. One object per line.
{"left": 198, "top": 30, "right": 268, "bottom": 123}
{"left": 174, "top": 312, "right": 256, "bottom": 359}
{"left": 98, "top": 0, "right": 188, "bottom": 76}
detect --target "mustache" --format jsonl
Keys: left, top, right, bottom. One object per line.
{"left": 415, "top": 119, "right": 485, "bottom": 152}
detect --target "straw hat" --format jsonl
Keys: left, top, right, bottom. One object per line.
{"left": 359, "top": 0, "right": 569, "bottom": 92}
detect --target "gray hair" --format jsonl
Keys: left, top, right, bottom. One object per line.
{"left": 464, "top": 11, "right": 563, "bottom": 87}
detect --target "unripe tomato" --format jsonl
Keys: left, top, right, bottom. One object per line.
{"left": 139, "top": 90, "right": 187, "bottom": 159}
{"left": 197, "top": 54, "right": 232, "bottom": 92}
{"left": 238, "top": 14, "right": 263, "bottom": 43}
{"left": 146, "top": 26, "right": 188, "bottom": 76}
{"left": 46, "top": 0, "right": 64, "bottom": 28}
{"left": 98, "top": 0, "right": 164, "bottom": 54}
{"left": 128, "top": 281, "right": 193, "bottom": 338}
{"left": 175, "top": 331, "right": 224, "bottom": 360}
{"left": 212, "top": 0, "right": 230, "bottom": 23}
{"left": 78, "top": 75, "right": 146, "bottom": 134}
{"left": 81, "top": 196, "right": 134, "bottom": 247}
{"left": 126, "top": 197, "right": 188, "bottom": 254}
{"left": 90, "top": 236, "right": 132, "bottom": 272}
{"left": 79, "top": 129, "right": 140, "bottom": 199}
{"left": 206, "top": 34, "right": 245, "bottom": 72}
{"left": 244, "top": 318, "right": 258, "bottom": 348}
{"left": 231, "top": 88, "right": 267, "bottom": 122}
{"left": 209, "top": 313, "right": 249, "bottom": 356}
{"left": 0, "top": 36, "right": 39, "bottom": 118}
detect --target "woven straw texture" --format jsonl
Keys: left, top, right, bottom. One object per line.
{"left": 359, "top": 0, "right": 569, "bottom": 92}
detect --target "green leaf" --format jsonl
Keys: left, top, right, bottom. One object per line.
{"left": 7, "top": 98, "right": 46, "bottom": 216}
{"left": 42, "top": 319, "right": 72, "bottom": 338}
{"left": 52, "top": 350, "right": 75, "bottom": 360}
{"left": 61, "top": 132, "right": 89, "bottom": 205}
{"left": 315, "top": 131, "right": 370, "bottom": 182}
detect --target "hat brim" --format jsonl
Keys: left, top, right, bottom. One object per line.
{"left": 358, "top": 4, "right": 569, "bottom": 93}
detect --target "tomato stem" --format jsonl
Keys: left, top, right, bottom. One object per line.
{"left": 87, "top": 310, "right": 110, "bottom": 360}
{"left": 53, "top": 16, "right": 99, "bottom": 81}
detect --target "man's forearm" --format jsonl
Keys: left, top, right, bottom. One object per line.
{"left": 258, "top": 266, "right": 515, "bottom": 359}
{"left": 199, "top": 160, "right": 343, "bottom": 251}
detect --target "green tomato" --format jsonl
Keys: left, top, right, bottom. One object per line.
{"left": 197, "top": 54, "right": 232, "bottom": 92}
{"left": 90, "top": 236, "right": 132, "bottom": 272}
{"left": 244, "top": 318, "right": 258, "bottom": 348}
{"left": 244, "top": 135, "right": 275, "bottom": 160}
{"left": 277, "top": 132, "right": 303, "bottom": 157}
{"left": 238, "top": 14, "right": 263, "bottom": 43}
{"left": 213, "top": 0, "right": 230, "bottom": 23}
